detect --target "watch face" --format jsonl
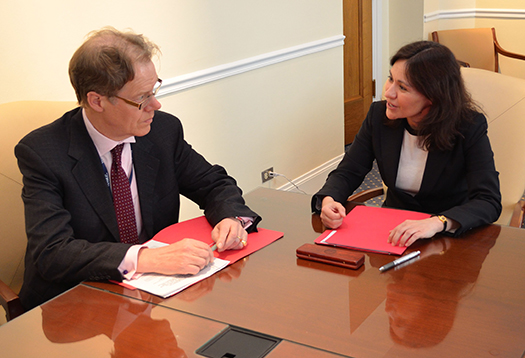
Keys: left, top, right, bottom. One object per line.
{"left": 437, "top": 215, "right": 447, "bottom": 231}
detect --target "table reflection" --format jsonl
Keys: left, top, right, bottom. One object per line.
{"left": 175, "top": 257, "right": 248, "bottom": 302}
{"left": 377, "top": 230, "right": 498, "bottom": 348}
{"left": 41, "top": 287, "right": 187, "bottom": 358}
{"left": 313, "top": 208, "right": 499, "bottom": 349}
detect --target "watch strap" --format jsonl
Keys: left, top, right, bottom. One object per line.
{"left": 433, "top": 215, "right": 447, "bottom": 233}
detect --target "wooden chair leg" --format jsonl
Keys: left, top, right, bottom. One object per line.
{"left": 0, "top": 280, "right": 24, "bottom": 321}
{"left": 510, "top": 200, "right": 525, "bottom": 228}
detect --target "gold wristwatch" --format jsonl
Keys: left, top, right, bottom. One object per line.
{"left": 434, "top": 215, "right": 447, "bottom": 232}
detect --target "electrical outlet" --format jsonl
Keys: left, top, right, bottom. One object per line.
{"left": 261, "top": 167, "right": 274, "bottom": 183}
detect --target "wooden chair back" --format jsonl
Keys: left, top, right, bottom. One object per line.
{"left": 432, "top": 27, "right": 525, "bottom": 73}
{"left": 432, "top": 28, "right": 497, "bottom": 71}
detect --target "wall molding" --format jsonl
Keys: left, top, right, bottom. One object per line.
{"left": 157, "top": 35, "right": 345, "bottom": 98}
{"left": 425, "top": 8, "right": 525, "bottom": 23}
{"left": 277, "top": 153, "right": 344, "bottom": 193}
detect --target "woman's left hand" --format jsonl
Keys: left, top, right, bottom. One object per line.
{"left": 388, "top": 216, "right": 445, "bottom": 247}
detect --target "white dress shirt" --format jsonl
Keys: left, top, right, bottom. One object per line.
{"left": 82, "top": 109, "right": 143, "bottom": 279}
{"left": 395, "top": 129, "right": 428, "bottom": 196}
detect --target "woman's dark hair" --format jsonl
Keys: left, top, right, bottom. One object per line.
{"left": 390, "top": 41, "right": 479, "bottom": 151}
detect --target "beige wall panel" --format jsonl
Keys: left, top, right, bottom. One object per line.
{"left": 0, "top": 0, "right": 345, "bottom": 221}
{"left": 440, "top": 0, "right": 475, "bottom": 10}
{"left": 476, "top": 0, "right": 525, "bottom": 8}
{"left": 389, "top": 0, "right": 424, "bottom": 53}
{"left": 0, "top": 0, "right": 342, "bottom": 103}
{"left": 160, "top": 48, "right": 344, "bottom": 220}
{"left": 385, "top": 0, "right": 424, "bottom": 78}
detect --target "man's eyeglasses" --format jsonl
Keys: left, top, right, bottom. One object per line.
{"left": 115, "top": 78, "right": 162, "bottom": 110}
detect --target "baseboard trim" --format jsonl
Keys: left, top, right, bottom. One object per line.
{"left": 157, "top": 35, "right": 345, "bottom": 98}
{"left": 277, "top": 153, "right": 344, "bottom": 192}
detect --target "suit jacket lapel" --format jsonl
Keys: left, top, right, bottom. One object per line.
{"left": 380, "top": 121, "right": 405, "bottom": 187}
{"left": 67, "top": 112, "right": 120, "bottom": 241}
{"left": 379, "top": 117, "right": 453, "bottom": 196}
{"left": 132, "top": 137, "right": 160, "bottom": 240}
{"left": 418, "top": 149, "right": 452, "bottom": 196}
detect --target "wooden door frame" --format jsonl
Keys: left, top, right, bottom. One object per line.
{"left": 371, "top": 0, "right": 384, "bottom": 101}
{"left": 343, "top": 0, "right": 373, "bottom": 145}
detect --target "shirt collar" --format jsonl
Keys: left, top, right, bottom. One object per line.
{"left": 403, "top": 119, "right": 419, "bottom": 136}
{"left": 82, "top": 108, "right": 136, "bottom": 156}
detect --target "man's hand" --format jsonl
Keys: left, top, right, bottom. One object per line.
{"left": 137, "top": 238, "right": 213, "bottom": 275}
{"left": 320, "top": 196, "right": 346, "bottom": 229}
{"left": 211, "top": 217, "right": 247, "bottom": 252}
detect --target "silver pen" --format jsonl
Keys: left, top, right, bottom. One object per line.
{"left": 379, "top": 250, "right": 421, "bottom": 272}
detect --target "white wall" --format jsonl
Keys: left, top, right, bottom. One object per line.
{"left": 0, "top": 0, "right": 345, "bottom": 220}
{"left": 377, "top": 0, "right": 425, "bottom": 90}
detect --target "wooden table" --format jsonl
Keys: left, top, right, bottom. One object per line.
{"left": 88, "top": 187, "right": 525, "bottom": 357}
{"left": 0, "top": 284, "right": 342, "bottom": 357}
{"left": 4, "top": 187, "right": 525, "bottom": 357}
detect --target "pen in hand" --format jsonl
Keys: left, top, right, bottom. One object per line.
{"left": 379, "top": 250, "right": 421, "bottom": 272}
{"left": 210, "top": 243, "right": 217, "bottom": 252}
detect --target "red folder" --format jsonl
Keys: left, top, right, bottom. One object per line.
{"left": 151, "top": 216, "right": 283, "bottom": 264}
{"left": 315, "top": 206, "right": 431, "bottom": 255}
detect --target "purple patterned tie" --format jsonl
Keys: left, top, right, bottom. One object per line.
{"left": 111, "top": 144, "right": 139, "bottom": 244}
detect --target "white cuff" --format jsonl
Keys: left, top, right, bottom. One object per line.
{"left": 118, "top": 245, "right": 146, "bottom": 280}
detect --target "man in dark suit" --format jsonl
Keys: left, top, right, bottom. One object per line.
{"left": 15, "top": 27, "right": 260, "bottom": 310}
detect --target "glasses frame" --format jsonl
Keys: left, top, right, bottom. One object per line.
{"left": 115, "top": 78, "right": 163, "bottom": 110}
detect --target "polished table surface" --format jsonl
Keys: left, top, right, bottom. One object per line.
{"left": 0, "top": 284, "right": 342, "bottom": 357}
{"left": 86, "top": 187, "right": 525, "bottom": 357}
{"left": 3, "top": 187, "right": 525, "bottom": 357}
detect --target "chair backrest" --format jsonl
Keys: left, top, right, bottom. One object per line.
{"left": 461, "top": 67, "right": 525, "bottom": 225}
{"left": 433, "top": 28, "right": 496, "bottom": 72}
{"left": 0, "top": 101, "right": 76, "bottom": 294}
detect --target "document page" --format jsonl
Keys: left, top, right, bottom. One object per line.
{"left": 123, "top": 240, "right": 230, "bottom": 298}
{"left": 117, "top": 217, "right": 283, "bottom": 298}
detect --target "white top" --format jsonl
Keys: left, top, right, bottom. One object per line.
{"left": 395, "top": 129, "right": 428, "bottom": 196}
{"left": 82, "top": 109, "right": 143, "bottom": 279}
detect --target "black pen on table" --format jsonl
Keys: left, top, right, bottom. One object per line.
{"left": 379, "top": 250, "right": 421, "bottom": 272}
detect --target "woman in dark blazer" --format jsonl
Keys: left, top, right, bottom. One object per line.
{"left": 312, "top": 41, "right": 501, "bottom": 247}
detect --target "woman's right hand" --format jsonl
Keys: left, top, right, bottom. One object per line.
{"left": 320, "top": 196, "right": 347, "bottom": 229}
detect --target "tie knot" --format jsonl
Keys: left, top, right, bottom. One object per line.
{"left": 111, "top": 144, "right": 125, "bottom": 165}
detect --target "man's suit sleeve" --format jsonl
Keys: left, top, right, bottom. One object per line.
{"left": 157, "top": 113, "right": 261, "bottom": 230}
{"left": 137, "top": 111, "right": 261, "bottom": 233}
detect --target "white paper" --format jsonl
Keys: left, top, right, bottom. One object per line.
{"left": 143, "top": 239, "right": 170, "bottom": 249}
{"left": 123, "top": 240, "right": 230, "bottom": 298}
